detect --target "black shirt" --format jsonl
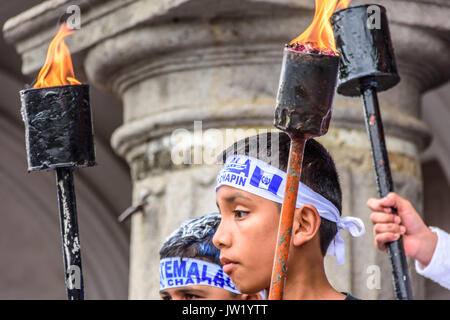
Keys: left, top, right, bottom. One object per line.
{"left": 343, "top": 292, "right": 360, "bottom": 300}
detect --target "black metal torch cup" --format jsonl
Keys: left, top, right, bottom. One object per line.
{"left": 331, "top": 4, "right": 413, "bottom": 300}
{"left": 269, "top": 47, "right": 339, "bottom": 300}
{"left": 274, "top": 47, "right": 340, "bottom": 138}
{"left": 20, "top": 84, "right": 95, "bottom": 300}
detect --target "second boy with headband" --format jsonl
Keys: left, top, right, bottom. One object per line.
{"left": 159, "top": 213, "right": 263, "bottom": 300}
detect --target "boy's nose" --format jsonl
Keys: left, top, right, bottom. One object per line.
{"left": 213, "top": 219, "right": 231, "bottom": 249}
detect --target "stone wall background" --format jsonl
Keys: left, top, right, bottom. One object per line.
{"left": 1, "top": 0, "right": 449, "bottom": 299}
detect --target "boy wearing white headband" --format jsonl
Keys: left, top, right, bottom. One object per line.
{"left": 213, "top": 132, "right": 365, "bottom": 300}
{"left": 159, "top": 213, "right": 262, "bottom": 300}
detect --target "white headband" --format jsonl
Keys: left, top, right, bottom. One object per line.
{"left": 215, "top": 155, "right": 365, "bottom": 265}
{"left": 160, "top": 257, "right": 241, "bottom": 294}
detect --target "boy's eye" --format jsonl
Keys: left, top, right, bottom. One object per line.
{"left": 233, "top": 210, "right": 249, "bottom": 219}
{"left": 161, "top": 295, "right": 171, "bottom": 300}
{"left": 185, "top": 293, "right": 201, "bottom": 300}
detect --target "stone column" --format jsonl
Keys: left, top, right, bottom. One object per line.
{"left": 5, "top": 0, "right": 449, "bottom": 299}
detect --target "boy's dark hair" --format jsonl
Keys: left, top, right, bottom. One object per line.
{"left": 218, "top": 132, "right": 341, "bottom": 256}
{"left": 159, "top": 213, "right": 222, "bottom": 265}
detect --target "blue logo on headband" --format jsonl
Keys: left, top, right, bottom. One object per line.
{"left": 250, "top": 166, "right": 283, "bottom": 195}
{"left": 226, "top": 157, "right": 250, "bottom": 177}
{"left": 216, "top": 157, "right": 251, "bottom": 187}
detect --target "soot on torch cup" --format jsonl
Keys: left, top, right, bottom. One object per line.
{"left": 20, "top": 84, "right": 95, "bottom": 171}
{"left": 274, "top": 47, "right": 339, "bottom": 138}
{"left": 330, "top": 4, "right": 399, "bottom": 97}
{"left": 331, "top": 5, "right": 413, "bottom": 300}
{"left": 20, "top": 84, "right": 95, "bottom": 300}
{"left": 270, "top": 47, "right": 339, "bottom": 300}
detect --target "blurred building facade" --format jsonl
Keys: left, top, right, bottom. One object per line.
{"left": 1, "top": 0, "right": 449, "bottom": 299}
{"left": 0, "top": 0, "right": 131, "bottom": 299}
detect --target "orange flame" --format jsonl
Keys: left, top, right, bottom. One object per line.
{"left": 33, "top": 24, "right": 81, "bottom": 88}
{"left": 290, "top": 0, "right": 351, "bottom": 53}
{"left": 336, "top": 0, "right": 351, "bottom": 11}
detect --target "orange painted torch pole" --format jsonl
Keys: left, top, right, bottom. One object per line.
{"left": 268, "top": 138, "right": 306, "bottom": 300}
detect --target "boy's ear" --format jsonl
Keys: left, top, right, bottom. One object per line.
{"left": 292, "top": 204, "right": 321, "bottom": 247}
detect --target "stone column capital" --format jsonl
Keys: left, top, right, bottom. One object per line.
{"left": 4, "top": 0, "right": 448, "bottom": 167}
{"left": 2, "top": 0, "right": 309, "bottom": 77}
{"left": 4, "top": 0, "right": 449, "bottom": 88}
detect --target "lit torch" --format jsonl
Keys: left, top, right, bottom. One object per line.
{"left": 20, "top": 24, "right": 94, "bottom": 300}
{"left": 330, "top": 4, "right": 413, "bottom": 300}
{"left": 269, "top": 0, "right": 347, "bottom": 300}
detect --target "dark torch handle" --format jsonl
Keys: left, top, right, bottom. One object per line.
{"left": 55, "top": 168, "right": 85, "bottom": 300}
{"left": 269, "top": 139, "right": 306, "bottom": 300}
{"left": 360, "top": 78, "right": 413, "bottom": 300}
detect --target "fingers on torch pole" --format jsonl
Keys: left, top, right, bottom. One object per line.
{"left": 331, "top": 5, "right": 413, "bottom": 300}
{"left": 360, "top": 82, "right": 413, "bottom": 300}
{"left": 269, "top": 140, "right": 306, "bottom": 300}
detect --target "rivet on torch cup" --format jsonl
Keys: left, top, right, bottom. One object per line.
{"left": 19, "top": 24, "right": 95, "bottom": 300}
{"left": 269, "top": 0, "right": 346, "bottom": 300}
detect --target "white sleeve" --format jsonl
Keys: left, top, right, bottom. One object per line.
{"left": 415, "top": 227, "right": 450, "bottom": 290}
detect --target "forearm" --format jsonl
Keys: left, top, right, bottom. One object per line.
{"left": 414, "top": 228, "right": 438, "bottom": 267}
{"left": 415, "top": 227, "right": 450, "bottom": 290}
